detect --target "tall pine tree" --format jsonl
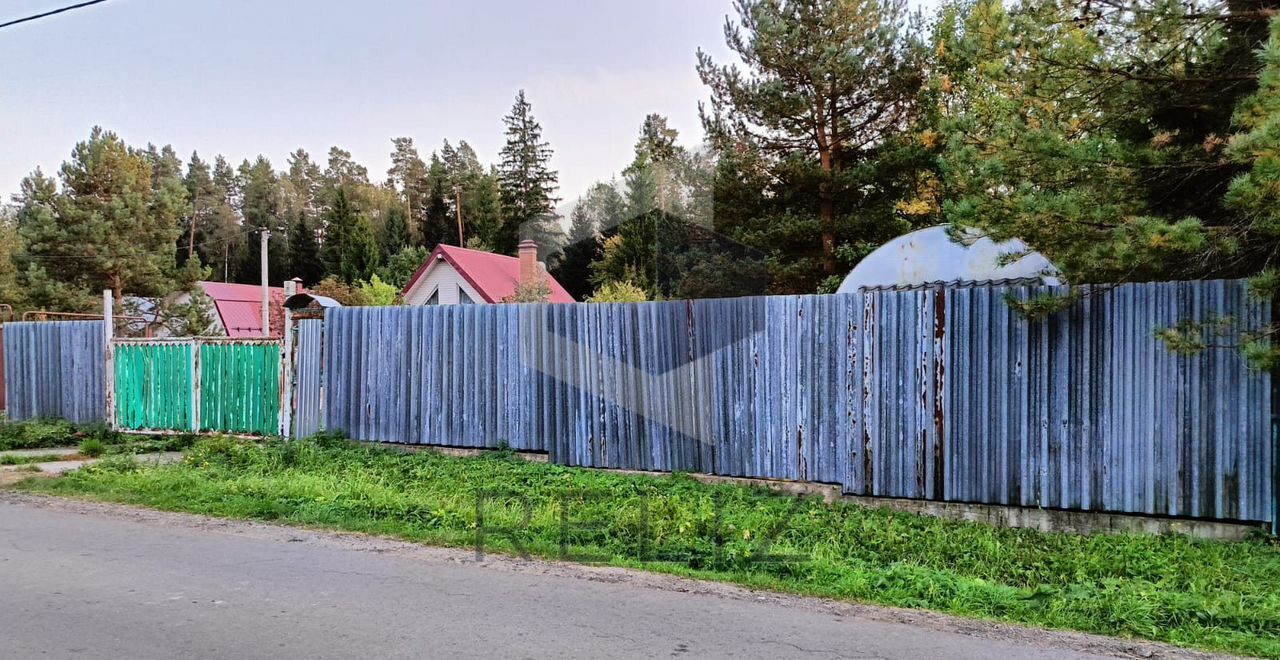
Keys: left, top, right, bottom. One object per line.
{"left": 697, "top": 0, "right": 928, "bottom": 287}
{"left": 14, "top": 127, "right": 186, "bottom": 310}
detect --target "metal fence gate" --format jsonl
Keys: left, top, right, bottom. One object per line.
{"left": 112, "top": 338, "right": 282, "bottom": 435}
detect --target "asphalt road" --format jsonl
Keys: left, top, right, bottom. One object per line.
{"left": 0, "top": 496, "right": 1177, "bottom": 660}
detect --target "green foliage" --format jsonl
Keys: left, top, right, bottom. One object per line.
{"left": 501, "top": 275, "right": 552, "bottom": 303}
{"left": 0, "top": 419, "right": 74, "bottom": 451}
{"left": 936, "top": 1, "right": 1275, "bottom": 284}
{"left": 234, "top": 157, "right": 287, "bottom": 283}
{"left": 287, "top": 208, "right": 323, "bottom": 287}
{"left": 309, "top": 276, "right": 372, "bottom": 307}
{"left": 553, "top": 183, "right": 621, "bottom": 300}
{"left": 22, "top": 437, "right": 1280, "bottom": 656}
{"left": 357, "top": 274, "right": 399, "bottom": 306}
{"left": 78, "top": 438, "right": 105, "bottom": 458}
{"left": 377, "top": 245, "right": 430, "bottom": 290}
{"left": 586, "top": 280, "right": 649, "bottom": 303}
{"left": 379, "top": 204, "right": 410, "bottom": 256}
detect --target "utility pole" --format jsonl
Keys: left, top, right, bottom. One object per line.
{"left": 453, "top": 185, "right": 465, "bottom": 246}
{"left": 260, "top": 229, "right": 271, "bottom": 338}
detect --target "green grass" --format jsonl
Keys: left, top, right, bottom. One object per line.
{"left": 0, "top": 452, "right": 66, "bottom": 465}
{"left": 78, "top": 438, "right": 105, "bottom": 458}
{"left": 13, "top": 433, "right": 1280, "bottom": 657}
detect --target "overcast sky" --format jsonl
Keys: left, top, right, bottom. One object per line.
{"left": 0, "top": 0, "right": 936, "bottom": 208}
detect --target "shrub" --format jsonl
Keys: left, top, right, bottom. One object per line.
{"left": 0, "top": 419, "right": 75, "bottom": 450}
{"left": 78, "top": 438, "right": 105, "bottom": 458}
{"left": 587, "top": 280, "right": 649, "bottom": 303}
{"left": 184, "top": 436, "right": 265, "bottom": 470}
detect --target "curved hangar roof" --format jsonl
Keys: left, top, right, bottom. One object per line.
{"left": 836, "top": 226, "right": 1060, "bottom": 293}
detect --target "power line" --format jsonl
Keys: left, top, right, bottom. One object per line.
{"left": 0, "top": 0, "right": 110, "bottom": 31}
{"left": 15, "top": 225, "right": 265, "bottom": 262}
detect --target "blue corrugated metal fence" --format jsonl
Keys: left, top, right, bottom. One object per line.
{"left": 2, "top": 321, "right": 105, "bottom": 424}
{"left": 318, "top": 280, "right": 1274, "bottom": 524}
{"left": 292, "top": 320, "right": 324, "bottom": 438}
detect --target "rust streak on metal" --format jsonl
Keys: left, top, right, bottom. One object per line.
{"left": 932, "top": 287, "right": 947, "bottom": 501}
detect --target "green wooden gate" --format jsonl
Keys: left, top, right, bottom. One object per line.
{"left": 112, "top": 339, "right": 281, "bottom": 435}
{"left": 114, "top": 342, "right": 194, "bottom": 431}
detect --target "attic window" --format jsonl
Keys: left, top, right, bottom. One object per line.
{"left": 426, "top": 289, "right": 439, "bottom": 305}
{"left": 459, "top": 289, "right": 474, "bottom": 304}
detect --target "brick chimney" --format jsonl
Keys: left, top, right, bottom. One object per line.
{"left": 518, "top": 239, "right": 539, "bottom": 286}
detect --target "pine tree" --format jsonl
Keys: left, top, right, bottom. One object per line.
{"left": 937, "top": 1, "right": 1277, "bottom": 285}
{"left": 207, "top": 156, "right": 245, "bottom": 281}
{"left": 463, "top": 170, "right": 504, "bottom": 250}
{"left": 623, "top": 114, "right": 681, "bottom": 219}
{"left": 234, "top": 156, "right": 286, "bottom": 283}
{"left": 387, "top": 138, "right": 428, "bottom": 245}
{"left": 182, "top": 152, "right": 217, "bottom": 264}
{"left": 1224, "top": 15, "right": 1280, "bottom": 293}
{"left": 697, "top": 0, "right": 927, "bottom": 280}
{"left": 497, "top": 90, "right": 560, "bottom": 254}
{"left": 14, "top": 127, "right": 185, "bottom": 309}
{"left": 325, "top": 146, "right": 369, "bottom": 188}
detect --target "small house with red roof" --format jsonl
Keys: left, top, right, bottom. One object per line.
{"left": 196, "top": 281, "right": 293, "bottom": 337}
{"left": 401, "top": 240, "right": 574, "bottom": 305}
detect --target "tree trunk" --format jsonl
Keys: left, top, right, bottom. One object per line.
{"left": 818, "top": 145, "right": 836, "bottom": 276}
{"left": 187, "top": 198, "right": 198, "bottom": 261}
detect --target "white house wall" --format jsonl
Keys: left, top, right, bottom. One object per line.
{"left": 403, "top": 261, "right": 487, "bottom": 305}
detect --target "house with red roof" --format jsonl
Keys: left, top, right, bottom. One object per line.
{"left": 401, "top": 240, "right": 574, "bottom": 305}
{"left": 196, "top": 281, "right": 294, "bottom": 337}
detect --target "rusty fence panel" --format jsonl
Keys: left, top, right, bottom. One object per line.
{"left": 2, "top": 321, "right": 104, "bottom": 424}
{"left": 945, "top": 281, "right": 1273, "bottom": 523}
{"left": 319, "top": 279, "right": 1274, "bottom": 525}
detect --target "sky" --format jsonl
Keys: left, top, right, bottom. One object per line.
{"left": 0, "top": 0, "right": 739, "bottom": 207}
{"left": 0, "top": 0, "right": 938, "bottom": 209}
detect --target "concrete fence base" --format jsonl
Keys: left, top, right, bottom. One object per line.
{"left": 364, "top": 442, "right": 1265, "bottom": 541}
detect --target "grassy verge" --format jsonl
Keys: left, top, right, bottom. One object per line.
{"left": 0, "top": 452, "right": 70, "bottom": 465}
{"left": 12, "top": 434, "right": 1280, "bottom": 656}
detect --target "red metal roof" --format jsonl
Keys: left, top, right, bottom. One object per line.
{"left": 401, "top": 245, "right": 575, "bottom": 304}
{"left": 198, "top": 281, "right": 295, "bottom": 337}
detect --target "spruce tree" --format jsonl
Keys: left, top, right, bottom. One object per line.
{"left": 321, "top": 186, "right": 379, "bottom": 282}
{"left": 496, "top": 90, "right": 560, "bottom": 254}
{"left": 552, "top": 182, "right": 622, "bottom": 300}
{"left": 380, "top": 204, "right": 410, "bottom": 257}
{"left": 288, "top": 208, "right": 323, "bottom": 286}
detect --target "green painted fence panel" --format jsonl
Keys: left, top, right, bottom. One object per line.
{"left": 199, "top": 342, "right": 280, "bottom": 435}
{"left": 114, "top": 342, "right": 194, "bottom": 431}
